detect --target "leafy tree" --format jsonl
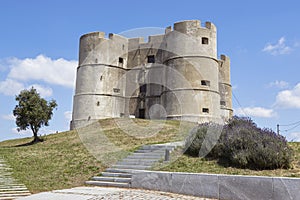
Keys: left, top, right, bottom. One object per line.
{"left": 13, "top": 87, "right": 57, "bottom": 143}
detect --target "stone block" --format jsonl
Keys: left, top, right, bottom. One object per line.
{"left": 170, "top": 172, "right": 219, "bottom": 199}
{"left": 131, "top": 171, "right": 172, "bottom": 192}
{"left": 219, "top": 175, "right": 273, "bottom": 200}
{"left": 273, "top": 177, "right": 300, "bottom": 200}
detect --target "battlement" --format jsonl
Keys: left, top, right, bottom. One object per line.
{"left": 220, "top": 54, "right": 229, "bottom": 61}
{"left": 80, "top": 31, "right": 128, "bottom": 42}
{"left": 173, "top": 20, "right": 216, "bottom": 35}
{"left": 80, "top": 32, "right": 105, "bottom": 40}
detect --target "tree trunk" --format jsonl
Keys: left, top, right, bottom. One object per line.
{"left": 31, "top": 125, "right": 42, "bottom": 143}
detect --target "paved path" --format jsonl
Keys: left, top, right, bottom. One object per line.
{"left": 17, "top": 187, "right": 216, "bottom": 200}
{"left": 0, "top": 158, "right": 30, "bottom": 199}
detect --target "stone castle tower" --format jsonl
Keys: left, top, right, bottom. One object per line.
{"left": 70, "top": 20, "right": 233, "bottom": 129}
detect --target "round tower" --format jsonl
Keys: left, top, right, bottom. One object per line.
{"left": 219, "top": 55, "right": 233, "bottom": 119}
{"left": 70, "top": 32, "right": 128, "bottom": 129}
{"left": 162, "top": 20, "right": 222, "bottom": 123}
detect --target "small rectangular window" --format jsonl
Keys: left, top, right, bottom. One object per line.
{"left": 220, "top": 101, "right": 226, "bottom": 106}
{"left": 147, "top": 55, "right": 155, "bottom": 63}
{"left": 140, "top": 84, "right": 147, "bottom": 93}
{"left": 202, "top": 37, "right": 209, "bottom": 44}
{"left": 201, "top": 80, "right": 210, "bottom": 86}
{"left": 119, "top": 57, "right": 124, "bottom": 67}
{"left": 202, "top": 108, "right": 209, "bottom": 113}
{"left": 113, "top": 88, "right": 120, "bottom": 93}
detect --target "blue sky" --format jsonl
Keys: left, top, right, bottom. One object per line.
{"left": 0, "top": 0, "right": 300, "bottom": 141}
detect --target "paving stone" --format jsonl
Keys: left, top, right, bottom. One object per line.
{"left": 17, "top": 187, "right": 215, "bottom": 200}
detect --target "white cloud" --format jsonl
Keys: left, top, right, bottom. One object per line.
{"left": 235, "top": 107, "right": 276, "bottom": 118}
{"left": 262, "top": 37, "right": 292, "bottom": 55}
{"left": 28, "top": 84, "right": 53, "bottom": 98}
{"left": 64, "top": 111, "right": 72, "bottom": 122}
{"left": 2, "top": 114, "right": 15, "bottom": 121}
{"left": 285, "top": 132, "right": 300, "bottom": 142}
{"left": 275, "top": 83, "right": 300, "bottom": 108}
{"left": 0, "top": 79, "right": 25, "bottom": 96}
{"left": 6, "top": 54, "right": 77, "bottom": 88}
{"left": 268, "top": 80, "right": 289, "bottom": 89}
{"left": 0, "top": 79, "right": 53, "bottom": 97}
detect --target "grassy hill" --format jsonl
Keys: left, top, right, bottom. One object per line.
{"left": 0, "top": 118, "right": 299, "bottom": 193}
{"left": 0, "top": 118, "right": 189, "bottom": 193}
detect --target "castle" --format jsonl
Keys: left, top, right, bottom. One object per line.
{"left": 70, "top": 20, "right": 233, "bottom": 129}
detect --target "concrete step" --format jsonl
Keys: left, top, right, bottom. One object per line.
{"left": 86, "top": 181, "right": 130, "bottom": 188}
{"left": 105, "top": 168, "right": 135, "bottom": 174}
{"left": 0, "top": 192, "right": 31, "bottom": 197}
{"left": 116, "top": 160, "right": 157, "bottom": 166}
{"left": 101, "top": 172, "right": 132, "bottom": 178}
{"left": 0, "top": 188, "right": 29, "bottom": 191}
{"left": 131, "top": 152, "right": 165, "bottom": 156}
{"left": 111, "top": 165, "right": 151, "bottom": 170}
{"left": 141, "top": 145, "right": 176, "bottom": 150}
{"left": 134, "top": 149, "right": 166, "bottom": 153}
{"left": 0, "top": 190, "right": 31, "bottom": 194}
{"left": 92, "top": 176, "right": 131, "bottom": 183}
{"left": 126, "top": 155, "right": 163, "bottom": 159}
{"left": 122, "top": 158, "right": 158, "bottom": 162}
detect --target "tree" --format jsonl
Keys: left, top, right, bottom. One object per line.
{"left": 13, "top": 87, "right": 57, "bottom": 143}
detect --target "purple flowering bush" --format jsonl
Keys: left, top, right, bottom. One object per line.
{"left": 184, "top": 116, "right": 293, "bottom": 170}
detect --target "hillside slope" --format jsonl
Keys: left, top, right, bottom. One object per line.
{"left": 0, "top": 118, "right": 190, "bottom": 193}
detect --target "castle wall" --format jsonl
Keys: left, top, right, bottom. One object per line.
{"left": 71, "top": 20, "right": 233, "bottom": 129}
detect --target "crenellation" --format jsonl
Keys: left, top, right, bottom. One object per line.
{"left": 165, "top": 26, "right": 172, "bottom": 34}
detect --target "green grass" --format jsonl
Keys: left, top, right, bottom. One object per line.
{"left": 155, "top": 142, "right": 300, "bottom": 178}
{"left": 0, "top": 118, "right": 190, "bottom": 193}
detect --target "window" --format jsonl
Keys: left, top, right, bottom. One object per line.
{"left": 220, "top": 101, "right": 226, "bottom": 106}
{"left": 96, "top": 101, "right": 100, "bottom": 106}
{"left": 100, "top": 75, "right": 103, "bottom": 81}
{"left": 202, "top": 108, "right": 209, "bottom": 113}
{"left": 113, "top": 88, "right": 120, "bottom": 93}
{"left": 119, "top": 57, "right": 124, "bottom": 67}
{"left": 202, "top": 37, "right": 209, "bottom": 45}
{"left": 140, "top": 84, "right": 147, "bottom": 93}
{"left": 147, "top": 55, "right": 155, "bottom": 63}
{"left": 201, "top": 80, "right": 210, "bottom": 86}
{"left": 139, "top": 109, "right": 145, "bottom": 119}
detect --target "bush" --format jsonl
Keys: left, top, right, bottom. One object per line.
{"left": 184, "top": 116, "right": 294, "bottom": 170}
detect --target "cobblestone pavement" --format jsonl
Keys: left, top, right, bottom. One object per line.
{"left": 18, "top": 186, "right": 216, "bottom": 200}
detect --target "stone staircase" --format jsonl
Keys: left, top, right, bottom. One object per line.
{"left": 86, "top": 142, "right": 183, "bottom": 188}
{"left": 0, "top": 159, "right": 30, "bottom": 199}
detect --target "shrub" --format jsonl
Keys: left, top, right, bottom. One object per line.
{"left": 184, "top": 116, "right": 294, "bottom": 170}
